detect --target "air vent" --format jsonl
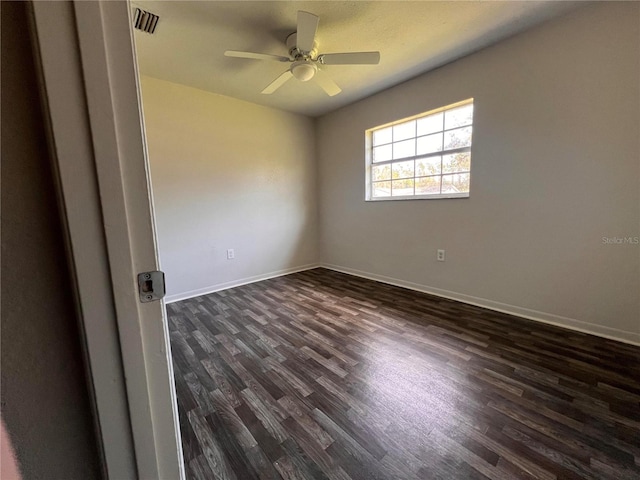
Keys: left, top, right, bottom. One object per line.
{"left": 133, "top": 8, "right": 159, "bottom": 34}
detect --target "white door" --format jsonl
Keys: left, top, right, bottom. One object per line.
{"left": 30, "top": 1, "right": 183, "bottom": 478}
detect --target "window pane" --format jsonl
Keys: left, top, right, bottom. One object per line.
{"left": 392, "top": 160, "right": 414, "bottom": 179}
{"left": 441, "top": 173, "right": 470, "bottom": 193}
{"left": 415, "top": 176, "right": 441, "bottom": 195}
{"left": 445, "top": 104, "right": 473, "bottom": 130}
{"left": 443, "top": 126, "right": 472, "bottom": 150}
{"left": 392, "top": 179, "right": 414, "bottom": 196}
{"left": 393, "top": 120, "right": 415, "bottom": 142}
{"left": 368, "top": 101, "right": 473, "bottom": 201}
{"left": 417, "top": 112, "right": 443, "bottom": 136}
{"left": 416, "top": 156, "right": 441, "bottom": 176}
{"left": 373, "top": 127, "right": 392, "bottom": 146}
{"left": 393, "top": 139, "right": 415, "bottom": 159}
{"left": 372, "top": 181, "right": 391, "bottom": 197}
{"left": 373, "top": 144, "right": 392, "bottom": 163}
{"left": 416, "top": 133, "right": 443, "bottom": 155}
{"left": 372, "top": 164, "right": 391, "bottom": 181}
{"left": 442, "top": 152, "right": 470, "bottom": 173}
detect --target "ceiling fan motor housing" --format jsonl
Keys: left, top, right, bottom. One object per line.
{"left": 286, "top": 33, "right": 318, "bottom": 60}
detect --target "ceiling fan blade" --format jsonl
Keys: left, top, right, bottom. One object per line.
{"left": 225, "top": 50, "right": 290, "bottom": 62}
{"left": 297, "top": 11, "right": 319, "bottom": 52}
{"left": 314, "top": 70, "right": 341, "bottom": 97}
{"left": 319, "top": 52, "right": 381, "bottom": 65}
{"left": 261, "top": 70, "right": 293, "bottom": 94}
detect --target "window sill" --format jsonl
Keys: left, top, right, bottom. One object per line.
{"left": 365, "top": 192, "right": 469, "bottom": 201}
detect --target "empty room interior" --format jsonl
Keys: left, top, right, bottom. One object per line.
{"left": 132, "top": 2, "right": 639, "bottom": 479}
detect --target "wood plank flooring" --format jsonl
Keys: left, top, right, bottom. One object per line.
{"left": 166, "top": 268, "right": 640, "bottom": 480}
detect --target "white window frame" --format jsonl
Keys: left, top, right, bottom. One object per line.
{"left": 365, "top": 99, "right": 474, "bottom": 201}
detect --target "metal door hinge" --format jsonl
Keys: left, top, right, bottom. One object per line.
{"left": 138, "top": 271, "right": 165, "bottom": 303}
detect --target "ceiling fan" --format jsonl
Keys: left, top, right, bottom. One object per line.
{"left": 224, "top": 11, "right": 381, "bottom": 96}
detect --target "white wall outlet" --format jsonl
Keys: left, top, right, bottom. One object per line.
{"left": 437, "top": 249, "right": 445, "bottom": 262}
{"left": 227, "top": 248, "right": 235, "bottom": 260}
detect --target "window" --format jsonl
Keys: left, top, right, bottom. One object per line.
{"left": 366, "top": 99, "right": 474, "bottom": 200}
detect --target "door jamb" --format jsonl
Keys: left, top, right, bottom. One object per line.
{"left": 28, "top": 1, "right": 184, "bottom": 478}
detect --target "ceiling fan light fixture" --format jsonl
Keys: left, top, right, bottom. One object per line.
{"left": 291, "top": 61, "right": 317, "bottom": 82}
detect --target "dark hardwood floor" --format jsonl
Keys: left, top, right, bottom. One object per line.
{"left": 166, "top": 268, "right": 640, "bottom": 480}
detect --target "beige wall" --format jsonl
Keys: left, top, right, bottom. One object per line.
{"left": 140, "top": 77, "right": 318, "bottom": 300}
{"left": 317, "top": 3, "right": 640, "bottom": 343}
{"left": 1, "top": 2, "right": 102, "bottom": 477}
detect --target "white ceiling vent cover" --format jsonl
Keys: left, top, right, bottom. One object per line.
{"left": 133, "top": 8, "right": 159, "bottom": 34}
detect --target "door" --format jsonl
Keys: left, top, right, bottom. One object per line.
{"left": 29, "top": 1, "right": 183, "bottom": 478}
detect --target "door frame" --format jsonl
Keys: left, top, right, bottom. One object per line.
{"left": 28, "top": 1, "right": 184, "bottom": 478}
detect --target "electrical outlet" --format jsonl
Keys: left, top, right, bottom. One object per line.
{"left": 227, "top": 249, "right": 235, "bottom": 260}
{"left": 437, "top": 249, "right": 445, "bottom": 262}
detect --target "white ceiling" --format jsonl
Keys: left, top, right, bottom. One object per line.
{"left": 132, "top": 1, "right": 582, "bottom": 117}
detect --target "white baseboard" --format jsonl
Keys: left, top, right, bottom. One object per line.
{"left": 164, "top": 263, "right": 320, "bottom": 303}
{"left": 320, "top": 263, "right": 640, "bottom": 347}
{"left": 164, "top": 261, "right": 640, "bottom": 347}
